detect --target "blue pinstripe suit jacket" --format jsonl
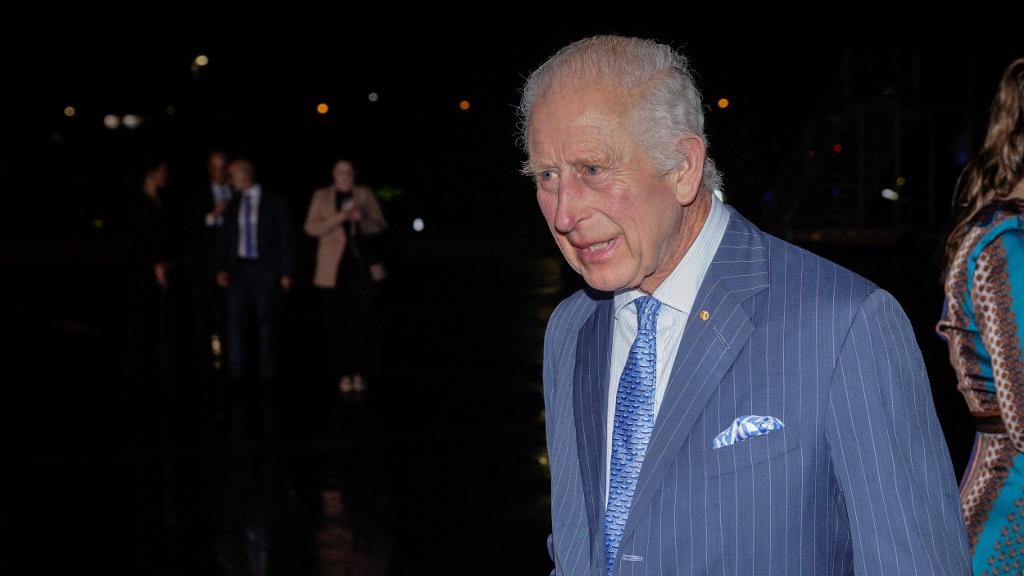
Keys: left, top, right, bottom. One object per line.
{"left": 543, "top": 208, "right": 970, "bottom": 575}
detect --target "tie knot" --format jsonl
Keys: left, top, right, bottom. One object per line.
{"left": 634, "top": 295, "right": 661, "bottom": 326}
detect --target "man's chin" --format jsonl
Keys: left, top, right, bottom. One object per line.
{"left": 578, "top": 269, "right": 634, "bottom": 294}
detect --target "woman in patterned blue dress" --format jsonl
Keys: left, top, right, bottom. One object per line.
{"left": 938, "top": 57, "right": 1024, "bottom": 576}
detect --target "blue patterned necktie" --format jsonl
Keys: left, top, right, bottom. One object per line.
{"left": 605, "top": 295, "right": 660, "bottom": 575}
{"left": 242, "top": 194, "right": 254, "bottom": 258}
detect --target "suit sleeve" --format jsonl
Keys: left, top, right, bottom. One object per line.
{"left": 825, "top": 289, "right": 970, "bottom": 575}
{"left": 543, "top": 301, "right": 562, "bottom": 575}
{"left": 972, "top": 228, "right": 1024, "bottom": 452}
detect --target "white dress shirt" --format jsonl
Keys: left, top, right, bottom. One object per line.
{"left": 604, "top": 195, "right": 729, "bottom": 504}
{"left": 237, "top": 184, "right": 262, "bottom": 259}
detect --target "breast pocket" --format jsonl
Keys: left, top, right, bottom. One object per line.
{"left": 702, "top": 423, "right": 800, "bottom": 479}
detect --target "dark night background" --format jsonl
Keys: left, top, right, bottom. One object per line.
{"left": 1, "top": 6, "right": 1023, "bottom": 575}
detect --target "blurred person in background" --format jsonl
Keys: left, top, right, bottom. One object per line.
{"left": 304, "top": 159, "right": 386, "bottom": 398}
{"left": 217, "top": 158, "right": 293, "bottom": 439}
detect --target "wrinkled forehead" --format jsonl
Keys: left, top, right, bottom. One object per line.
{"left": 527, "top": 84, "right": 635, "bottom": 158}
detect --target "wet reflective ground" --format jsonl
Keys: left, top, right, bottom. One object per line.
{"left": 0, "top": 230, "right": 573, "bottom": 575}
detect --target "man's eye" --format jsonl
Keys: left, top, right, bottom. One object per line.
{"left": 540, "top": 170, "right": 557, "bottom": 181}
{"left": 584, "top": 165, "right": 602, "bottom": 177}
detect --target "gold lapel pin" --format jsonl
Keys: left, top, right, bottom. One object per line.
{"left": 698, "top": 310, "right": 710, "bottom": 321}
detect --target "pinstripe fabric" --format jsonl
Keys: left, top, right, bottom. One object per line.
{"left": 543, "top": 207, "right": 970, "bottom": 575}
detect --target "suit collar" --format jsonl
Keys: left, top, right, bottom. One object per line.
{"left": 613, "top": 194, "right": 731, "bottom": 320}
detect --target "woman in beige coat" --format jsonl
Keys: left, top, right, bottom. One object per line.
{"left": 304, "top": 159, "right": 386, "bottom": 395}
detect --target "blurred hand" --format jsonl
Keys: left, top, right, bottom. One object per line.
{"left": 212, "top": 201, "right": 228, "bottom": 218}
{"left": 280, "top": 275, "right": 292, "bottom": 293}
{"left": 153, "top": 262, "right": 169, "bottom": 290}
{"left": 338, "top": 207, "right": 362, "bottom": 223}
{"left": 217, "top": 271, "right": 229, "bottom": 288}
{"left": 369, "top": 263, "right": 386, "bottom": 283}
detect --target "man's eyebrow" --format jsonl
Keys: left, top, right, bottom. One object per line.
{"left": 521, "top": 160, "right": 549, "bottom": 177}
{"left": 521, "top": 153, "right": 618, "bottom": 176}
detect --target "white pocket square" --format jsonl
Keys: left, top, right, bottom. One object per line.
{"left": 713, "top": 415, "right": 784, "bottom": 449}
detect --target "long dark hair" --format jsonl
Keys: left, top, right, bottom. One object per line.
{"left": 945, "top": 57, "right": 1024, "bottom": 273}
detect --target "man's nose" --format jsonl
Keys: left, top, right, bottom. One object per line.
{"left": 553, "top": 174, "right": 586, "bottom": 235}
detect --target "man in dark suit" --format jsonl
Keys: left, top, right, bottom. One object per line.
{"left": 217, "top": 158, "right": 293, "bottom": 438}
{"left": 524, "top": 36, "right": 970, "bottom": 575}
{"left": 182, "top": 150, "right": 233, "bottom": 420}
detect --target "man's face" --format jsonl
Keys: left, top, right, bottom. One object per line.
{"left": 208, "top": 153, "right": 227, "bottom": 183}
{"left": 527, "top": 86, "right": 686, "bottom": 293}
{"left": 228, "top": 165, "right": 252, "bottom": 192}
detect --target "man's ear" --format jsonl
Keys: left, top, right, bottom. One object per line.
{"left": 669, "top": 135, "right": 706, "bottom": 206}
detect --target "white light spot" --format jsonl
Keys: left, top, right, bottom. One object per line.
{"left": 412, "top": 218, "right": 424, "bottom": 232}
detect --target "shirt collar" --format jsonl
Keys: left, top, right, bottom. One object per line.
{"left": 242, "top": 184, "right": 261, "bottom": 199}
{"left": 613, "top": 193, "right": 729, "bottom": 319}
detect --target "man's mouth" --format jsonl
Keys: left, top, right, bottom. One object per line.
{"left": 582, "top": 239, "right": 614, "bottom": 252}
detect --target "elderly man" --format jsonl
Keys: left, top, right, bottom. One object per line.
{"left": 183, "top": 150, "right": 234, "bottom": 420}
{"left": 524, "top": 36, "right": 969, "bottom": 575}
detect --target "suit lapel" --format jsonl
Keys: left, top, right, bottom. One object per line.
{"left": 620, "top": 210, "right": 770, "bottom": 544}
{"left": 572, "top": 295, "right": 613, "bottom": 569}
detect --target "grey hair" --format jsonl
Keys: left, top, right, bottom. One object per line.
{"left": 518, "top": 35, "right": 723, "bottom": 193}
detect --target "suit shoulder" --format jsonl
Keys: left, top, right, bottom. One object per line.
{"left": 545, "top": 290, "right": 601, "bottom": 355}
{"left": 759, "top": 232, "right": 918, "bottom": 361}
{"left": 764, "top": 232, "right": 879, "bottom": 308}
{"left": 720, "top": 209, "right": 878, "bottom": 307}
{"left": 547, "top": 290, "right": 597, "bottom": 334}
{"left": 542, "top": 290, "right": 602, "bottom": 395}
